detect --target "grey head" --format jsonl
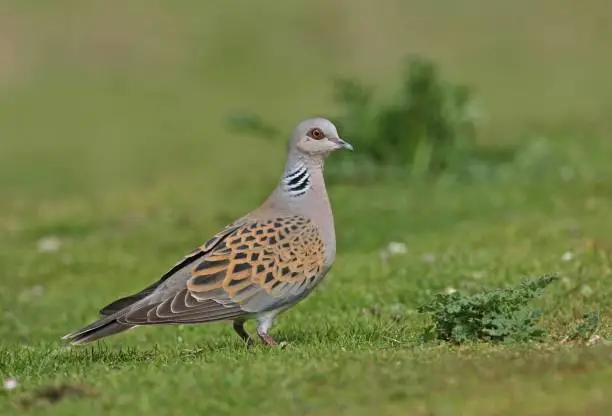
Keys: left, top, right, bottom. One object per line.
{"left": 286, "top": 118, "right": 353, "bottom": 163}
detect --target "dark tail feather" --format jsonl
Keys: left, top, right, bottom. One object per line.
{"left": 62, "top": 317, "right": 134, "bottom": 345}
{"left": 99, "top": 294, "right": 150, "bottom": 316}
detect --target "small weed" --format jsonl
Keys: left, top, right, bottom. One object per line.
{"left": 564, "top": 311, "right": 601, "bottom": 344}
{"left": 418, "top": 275, "right": 558, "bottom": 344}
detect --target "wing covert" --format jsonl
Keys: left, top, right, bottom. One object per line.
{"left": 118, "top": 215, "right": 326, "bottom": 324}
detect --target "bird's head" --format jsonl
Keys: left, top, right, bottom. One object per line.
{"left": 288, "top": 118, "right": 353, "bottom": 160}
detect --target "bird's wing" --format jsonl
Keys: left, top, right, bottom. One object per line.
{"left": 99, "top": 221, "right": 245, "bottom": 316}
{"left": 116, "top": 215, "right": 326, "bottom": 325}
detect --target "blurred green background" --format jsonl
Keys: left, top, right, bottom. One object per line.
{"left": 1, "top": 1, "right": 612, "bottom": 415}
{"left": 2, "top": 0, "right": 612, "bottom": 199}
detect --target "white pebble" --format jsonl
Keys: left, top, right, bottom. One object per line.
{"left": 37, "top": 236, "right": 61, "bottom": 253}
{"left": 3, "top": 377, "right": 18, "bottom": 391}
{"left": 587, "top": 335, "right": 602, "bottom": 346}
{"left": 387, "top": 242, "right": 408, "bottom": 256}
{"left": 580, "top": 285, "right": 594, "bottom": 297}
{"left": 379, "top": 242, "right": 408, "bottom": 263}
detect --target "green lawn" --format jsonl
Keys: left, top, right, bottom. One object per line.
{"left": 1, "top": 1, "right": 612, "bottom": 415}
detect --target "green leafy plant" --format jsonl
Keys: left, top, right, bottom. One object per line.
{"left": 227, "top": 55, "right": 517, "bottom": 182}
{"left": 418, "top": 275, "right": 558, "bottom": 344}
{"left": 333, "top": 56, "right": 479, "bottom": 174}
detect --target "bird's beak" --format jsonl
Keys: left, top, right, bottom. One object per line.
{"left": 330, "top": 137, "right": 354, "bottom": 151}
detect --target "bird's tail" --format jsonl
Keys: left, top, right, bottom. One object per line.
{"left": 62, "top": 316, "right": 134, "bottom": 345}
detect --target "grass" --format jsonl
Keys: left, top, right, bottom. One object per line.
{"left": 1, "top": 1, "right": 612, "bottom": 415}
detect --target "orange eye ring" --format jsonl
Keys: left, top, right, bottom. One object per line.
{"left": 309, "top": 128, "right": 324, "bottom": 140}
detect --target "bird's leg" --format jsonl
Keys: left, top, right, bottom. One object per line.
{"left": 258, "top": 332, "right": 278, "bottom": 346}
{"left": 232, "top": 320, "right": 254, "bottom": 346}
{"left": 256, "top": 314, "right": 278, "bottom": 346}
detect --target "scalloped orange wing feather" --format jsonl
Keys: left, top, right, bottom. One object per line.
{"left": 117, "top": 215, "right": 326, "bottom": 325}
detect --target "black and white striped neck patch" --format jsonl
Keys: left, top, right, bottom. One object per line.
{"left": 282, "top": 163, "right": 311, "bottom": 197}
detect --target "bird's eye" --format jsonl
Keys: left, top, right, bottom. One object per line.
{"left": 309, "top": 128, "right": 324, "bottom": 140}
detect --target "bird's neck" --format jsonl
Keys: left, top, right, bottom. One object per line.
{"left": 281, "top": 161, "right": 313, "bottom": 197}
{"left": 266, "top": 157, "right": 331, "bottom": 216}
{"left": 281, "top": 154, "right": 327, "bottom": 197}
{"left": 260, "top": 156, "right": 336, "bottom": 263}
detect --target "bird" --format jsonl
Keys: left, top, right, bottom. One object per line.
{"left": 62, "top": 117, "right": 353, "bottom": 346}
